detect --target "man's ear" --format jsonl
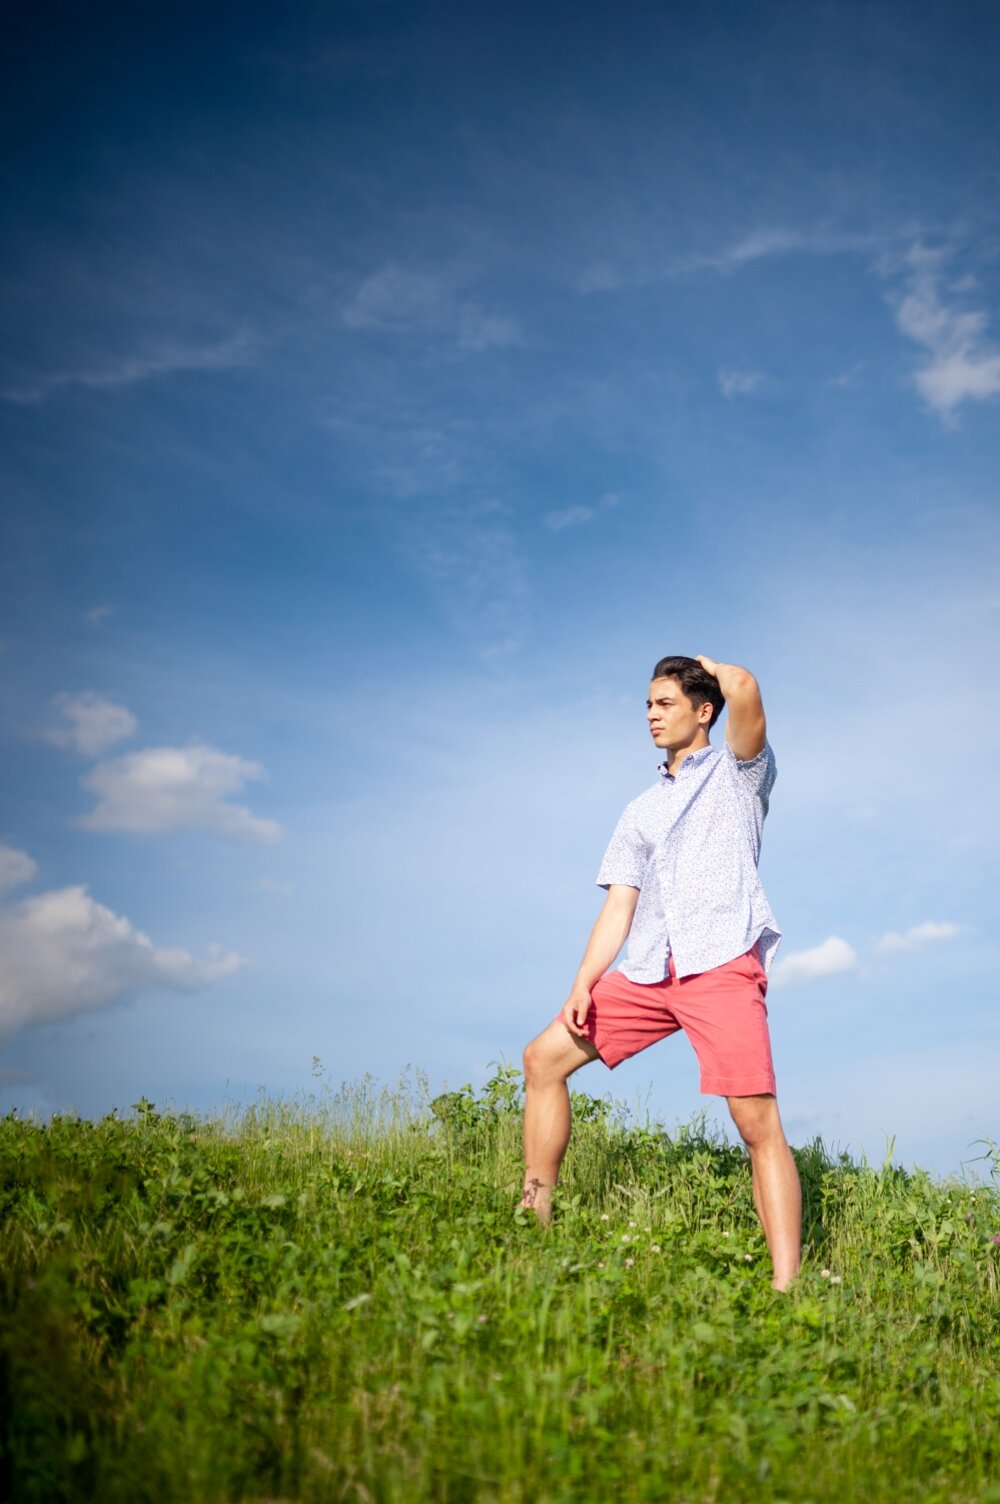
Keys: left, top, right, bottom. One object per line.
{"left": 698, "top": 700, "right": 714, "bottom": 725}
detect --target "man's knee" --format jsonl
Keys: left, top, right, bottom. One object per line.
{"left": 727, "top": 1093, "right": 784, "bottom": 1150}
{"left": 523, "top": 1023, "right": 593, "bottom": 1087}
{"left": 522, "top": 1031, "right": 561, "bottom": 1086}
{"left": 522, "top": 1035, "right": 545, "bottom": 1084}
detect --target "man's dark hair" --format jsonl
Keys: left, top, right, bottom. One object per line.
{"left": 651, "top": 655, "right": 725, "bottom": 730}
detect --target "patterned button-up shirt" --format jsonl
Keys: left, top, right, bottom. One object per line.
{"left": 596, "top": 741, "right": 781, "bottom": 982}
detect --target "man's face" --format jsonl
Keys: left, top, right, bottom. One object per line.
{"left": 646, "top": 676, "right": 712, "bottom": 749}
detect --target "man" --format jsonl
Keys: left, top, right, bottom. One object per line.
{"left": 520, "top": 654, "right": 801, "bottom": 1291}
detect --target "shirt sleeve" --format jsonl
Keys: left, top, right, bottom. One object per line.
{"left": 596, "top": 804, "right": 647, "bottom": 890}
{"left": 726, "top": 740, "right": 777, "bottom": 813}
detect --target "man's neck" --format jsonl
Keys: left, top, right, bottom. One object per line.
{"left": 665, "top": 737, "right": 711, "bottom": 778}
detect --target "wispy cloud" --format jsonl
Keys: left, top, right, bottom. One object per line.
{"left": 874, "top": 920, "right": 962, "bottom": 955}
{"left": 576, "top": 262, "right": 625, "bottom": 295}
{"left": 0, "top": 885, "right": 244, "bottom": 1037}
{"left": 343, "top": 264, "right": 522, "bottom": 351}
{"left": 79, "top": 744, "right": 281, "bottom": 843}
{"left": 402, "top": 498, "right": 530, "bottom": 657}
{"left": 0, "top": 844, "right": 37, "bottom": 895}
{"left": 86, "top": 605, "right": 115, "bottom": 626}
{"left": 892, "top": 246, "right": 1000, "bottom": 416}
{"left": 343, "top": 265, "right": 446, "bottom": 333}
{"left": 457, "top": 305, "right": 523, "bottom": 352}
{"left": 828, "top": 362, "right": 865, "bottom": 389}
{"left": 45, "top": 692, "right": 138, "bottom": 757}
{"left": 706, "top": 228, "right": 806, "bottom": 272}
{"left": 3, "top": 330, "right": 256, "bottom": 405}
{"left": 544, "top": 491, "right": 622, "bottom": 532}
{"left": 718, "top": 368, "right": 766, "bottom": 398}
{"left": 771, "top": 935, "right": 858, "bottom": 988}
{"left": 544, "top": 505, "right": 596, "bottom": 532}
{"left": 689, "top": 226, "right": 882, "bottom": 276}
{"left": 577, "top": 226, "right": 879, "bottom": 296}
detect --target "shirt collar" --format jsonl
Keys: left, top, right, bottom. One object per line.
{"left": 658, "top": 744, "right": 715, "bottom": 781}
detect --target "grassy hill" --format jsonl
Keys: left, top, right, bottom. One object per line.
{"left": 2, "top": 1066, "right": 999, "bottom": 1503}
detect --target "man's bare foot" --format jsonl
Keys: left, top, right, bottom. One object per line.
{"left": 519, "top": 1176, "right": 553, "bottom": 1225}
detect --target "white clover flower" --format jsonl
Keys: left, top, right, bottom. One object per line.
{"left": 651, "top": 1244, "right": 662, "bottom": 1253}
{"left": 821, "top": 1269, "right": 831, "bottom": 1278}
{"left": 624, "top": 1258, "right": 635, "bottom": 1268}
{"left": 830, "top": 1275, "right": 843, "bottom": 1285}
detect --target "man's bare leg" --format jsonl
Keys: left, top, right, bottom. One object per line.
{"left": 727, "top": 1094, "right": 801, "bottom": 1290}
{"left": 520, "top": 1020, "right": 599, "bottom": 1223}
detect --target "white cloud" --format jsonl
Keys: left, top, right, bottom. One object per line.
{"left": 410, "top": 504, "right": 529, "bottom": 657}
{"left": 3, "top": 331, "right": 256, "bottom": 405}
{"left": 0, "top": 844, "right": 37, "bottom": 894}
{"left": 828, "top": 362, "right": 865, "bottom": 389}
{"left": 0, "top": 885, "right": 245, "bottom": 1037}
{"left": 343, "top": 265, "right": 446, "bottom": 332}
{"left": 576, "top": 262, "right": 624, "bottom": 295}
{"left": 718, "top": 368, "right": 765, "bottom": 398}
{"left": 680, "top": 227, "right": 875, "bottom": 278}
{"left": 86, "top": 605, "right": 115, "bottom": 625}
{"left": 716, "top": 229, "right": 804, "bottom": 269}
{"left": 770, "top": 935, "right": 858, "bottom": 988}
{"left": 343, "top": 264, "right": 521, "bottom": 352}
{"left": 875, "top": 920, "right": 962, "bottom": 955}
{"left": 893, "top": 246, "right": 1000, "bottom": 416}
{"left": 457, "top": 305, "right": 523, "bottom": 352}
{"left": 78, "top": 744, "right": 281, "bottom": 843}
{"left": 544, "top": 505, "right": 596, "bottom": 532}
{"left": 46, "top": 692, "right": 138, "bottom": 757}
{"left": 578, "top": 227, "right": 879, "bottom": 299}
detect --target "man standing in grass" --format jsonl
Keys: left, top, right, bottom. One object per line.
{"left": 520, "top": 654, "right": 801, "bottom": 1290}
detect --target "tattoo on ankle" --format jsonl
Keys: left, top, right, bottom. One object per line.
{"left": 523, "top": 1177, "right": 544, "bottom": 1207}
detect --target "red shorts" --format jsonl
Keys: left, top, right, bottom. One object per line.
{"left": 563, "top": 947, "right": 776, "bottom": 1097}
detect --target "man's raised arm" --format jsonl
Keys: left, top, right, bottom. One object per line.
{"left": 695, "top": 655, "right": 767, "bottom": 761}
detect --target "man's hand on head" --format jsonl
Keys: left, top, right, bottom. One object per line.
{"left": 696, "top": 656, "right": 766, "bottom": 759}
{"left": 695, "top": 656, "right": 757, "bottom": 701}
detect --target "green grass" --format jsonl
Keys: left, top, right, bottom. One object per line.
{"left": 2, "top": 1065, "right": 999, "bottom": 1503}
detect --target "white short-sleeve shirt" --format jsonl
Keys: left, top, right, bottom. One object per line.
{"left": 596, "top": 741, "right": 781, "bottom": 982}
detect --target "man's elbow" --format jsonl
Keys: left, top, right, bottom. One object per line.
{"left": 727, "top": 667, "right": 760, "bottom": 700}
{"left": 604, "top": 885, "right": 640, "bottom": 921}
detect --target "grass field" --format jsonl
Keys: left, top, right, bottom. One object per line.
{"left": 2, "top": 1065, "right": 999, "bottom": 1503}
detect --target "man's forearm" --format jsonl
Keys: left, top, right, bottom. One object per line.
{"left": 572, "top": 898, "right": 636, "bottom": 991}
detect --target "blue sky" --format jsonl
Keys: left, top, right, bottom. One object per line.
{"left": 2, "top": 0, "right": 999, "bottom": 1174}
